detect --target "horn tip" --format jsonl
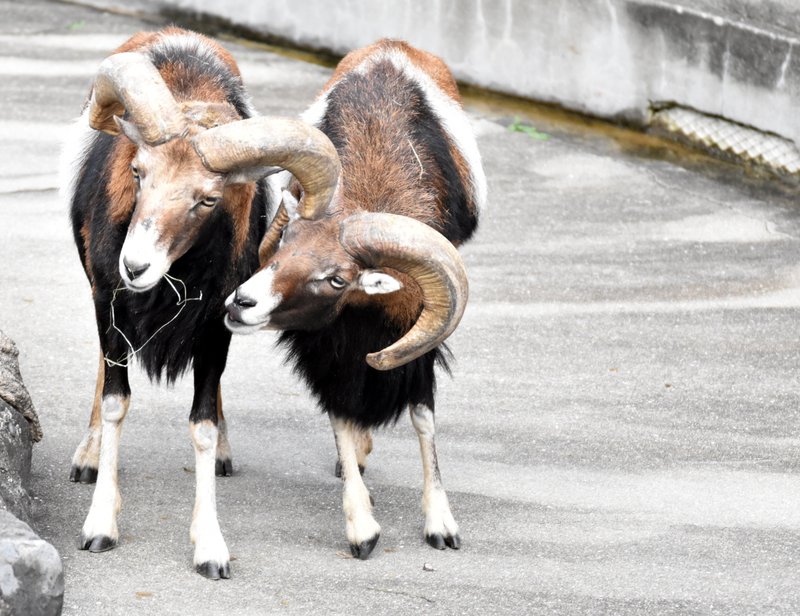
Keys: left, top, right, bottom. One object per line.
{"left": 366, "top": 352, "right": 394, "bottom": 371}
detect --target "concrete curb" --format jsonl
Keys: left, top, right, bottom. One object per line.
{"left": 65, "top": 0, "right": 800, "bottom": 158}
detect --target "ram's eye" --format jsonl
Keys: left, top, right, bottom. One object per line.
{"left": 329, "top": 275, "right": 347, "bottom": 289}
{"left": 131, "top": 165, "right": 140, "bottom": 180}
{"left": 199, "top": 196, "right": 220, "bottom": 208}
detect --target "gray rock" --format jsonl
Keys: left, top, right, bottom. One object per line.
{"left": 0, "top": 511, "right": 63, "bottom": 616}
{"left": 0, "top": 333, "right": 61, "bottom": 615}
{"left": 0, "top": 400, "right": 32, "bottom": 526}
{"left": 0, "top": 331, "right": 41, "bottom": 443}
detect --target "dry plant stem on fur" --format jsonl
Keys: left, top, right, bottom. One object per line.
{"left": 104, "top": 273, "right": 203, "bottom": 368}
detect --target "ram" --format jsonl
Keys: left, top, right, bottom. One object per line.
{"left": 225, "top": 39, "right": 486, "bottom": 558}
{"left": 62, "top": 28, "right": 337, "bottom": 578}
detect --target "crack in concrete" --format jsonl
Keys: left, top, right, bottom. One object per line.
{"left": 365, "top": 586, "right": 436, "bottom": 604}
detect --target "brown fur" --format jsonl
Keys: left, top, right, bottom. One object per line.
{"left": 160, "top": 63, "right": 231, "bottom": 104}
{"left": 80, "top": 223, "right": 93, "bottom": 277}
{"left": 216, "top": 384, "right": 224, "bottom": 422}
{"left": 320, "top": 39, "right": 469, "bottom": 237}
{"left": 137, "top": 138, "right": 221, "bottom": 259}
{"left": 106, "top": 139, "right": 138, "bottom": 225}
{"left": 326, "top": 46, "right": 455, "bottom": 326}
{"left": 223, "top": 182, "right": 256, "bottom": 258}
{"left": 89, "top": 353, "right": 105, "bottom": 432}
{"left": 334, "top": 96, "right": 442, "bottom": 228}
{"left": 116, "top": 104, "right": 255, "bottom": 261}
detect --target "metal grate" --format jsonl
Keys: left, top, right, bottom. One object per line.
{"left": 651, "top": 106, "right": 800, "bottom": 175}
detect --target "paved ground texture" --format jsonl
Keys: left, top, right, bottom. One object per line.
{"left": 2, "top": 1, "right": 800, "bottom": 614}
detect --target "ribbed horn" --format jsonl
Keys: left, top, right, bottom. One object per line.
{"left": 88, "top": 52, "right": 186, "bottom": 144}
{"left": 339, "top": 213, "right": 469, "bottom": 371}
{"left": 192, "top": 117, "right": 341, "bottom": 221}
{"left": 258, "top": 202, "right": 289, "bottom": 264}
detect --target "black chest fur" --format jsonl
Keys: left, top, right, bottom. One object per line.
{"left": 71, "top": 133, "right": 270, "bottom": 382}
{"left": 279, "top": 306, "right": 449, "bottom": 427}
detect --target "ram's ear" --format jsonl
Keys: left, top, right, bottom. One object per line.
{"left": 114, "top": 116, "right": 145, "bottom": 145}
{"left": 357, "top": 270, "right": 402, "bottom": 295}
{"left": 281, "top": 189, "right": 301, "bottom": 220}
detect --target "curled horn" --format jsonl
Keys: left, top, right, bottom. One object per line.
{"left": 339, "top": 213, "right": 469, "bottom": 371}
{"left": 193, "top": 117, "right": 340, "bottom": 217}
{"left": 193, "top": 117, "right": 340, "bottom": 265}
{"left": 88, "top": 52, "right": 187, "bottom": 144}
{"left": 258, "top": 202, "right": 289, "bottom": 264}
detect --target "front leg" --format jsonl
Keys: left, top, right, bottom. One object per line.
{"left": 189, "top": 325, "right": 231, "bottom": 579}
{"left": 78, "top": 342, "right": 130, "bottom": 552}
{"left": 410, "top": 404, "right": 460, "bottom": 550}
{"left": 330, "top": 415, "right": 381, "bottom": 559}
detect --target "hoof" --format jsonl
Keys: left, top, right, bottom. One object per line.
{"left": 425, "top": 532, "right": 461, "bottom": 550}
{"left": 334, "top": 461, "right": 365, "bottom": 478}
{"left": 215, "top": 458, "right": 233, "bottom": 477}
{"left": 349, "top": 534, "right": 379, "bottom": 560}
{"left": 196, "top": 561, "right": 231, "bottom": 580}
{"left": 78, "top": 534, "right": 116, "bottom": 553}
{"left": 69, "top": 465, "right": 98, "bottom": 484}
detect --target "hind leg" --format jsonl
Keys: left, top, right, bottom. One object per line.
{"left": 333, "top": 415, "right": 371, "bottom": 478}
{"left": 69, "top": 353, "right": 104, "bottom": 484}
{"left": 215, "top": 385, "right": 233, "bottom": 477}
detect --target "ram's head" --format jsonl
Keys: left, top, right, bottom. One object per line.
{"left": 90, "top": 52, "right": 338, "bottom": 292}
{"left": 225, "top": 185, "right": 469, "bottom": 371}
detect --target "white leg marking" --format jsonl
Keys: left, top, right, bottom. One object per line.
{"left": 80, "top": 395, "right": 129, "bottom": 548}
{"left": 410, "top": 405, "right": 460, "bottom": 548}
{"left": 330, "top": 416, "right": 380, "bottom": 557}
{"left": 190, "top": 420, "right": 230, "bottom": 578}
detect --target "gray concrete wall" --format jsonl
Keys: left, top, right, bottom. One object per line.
{"left": 72, "top": 0, "right": 800, "bottom": 146}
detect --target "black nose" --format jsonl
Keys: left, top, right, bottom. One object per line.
{"left": 123, "top": 258, "right": 150, "bottom": 281}
{"left": 233, "top": 289, "right": 257, "bottom": 308}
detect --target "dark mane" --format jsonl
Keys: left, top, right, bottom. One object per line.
{"left": 280, "top": 306, "right": 450, "bottom": 428}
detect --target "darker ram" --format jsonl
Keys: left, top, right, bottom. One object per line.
{"left": 225, "top": 39, "right": 486, "bottom": 558}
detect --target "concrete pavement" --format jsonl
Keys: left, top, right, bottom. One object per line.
{"left": 1, "top": 1, "right": 800, "bottom": 614}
